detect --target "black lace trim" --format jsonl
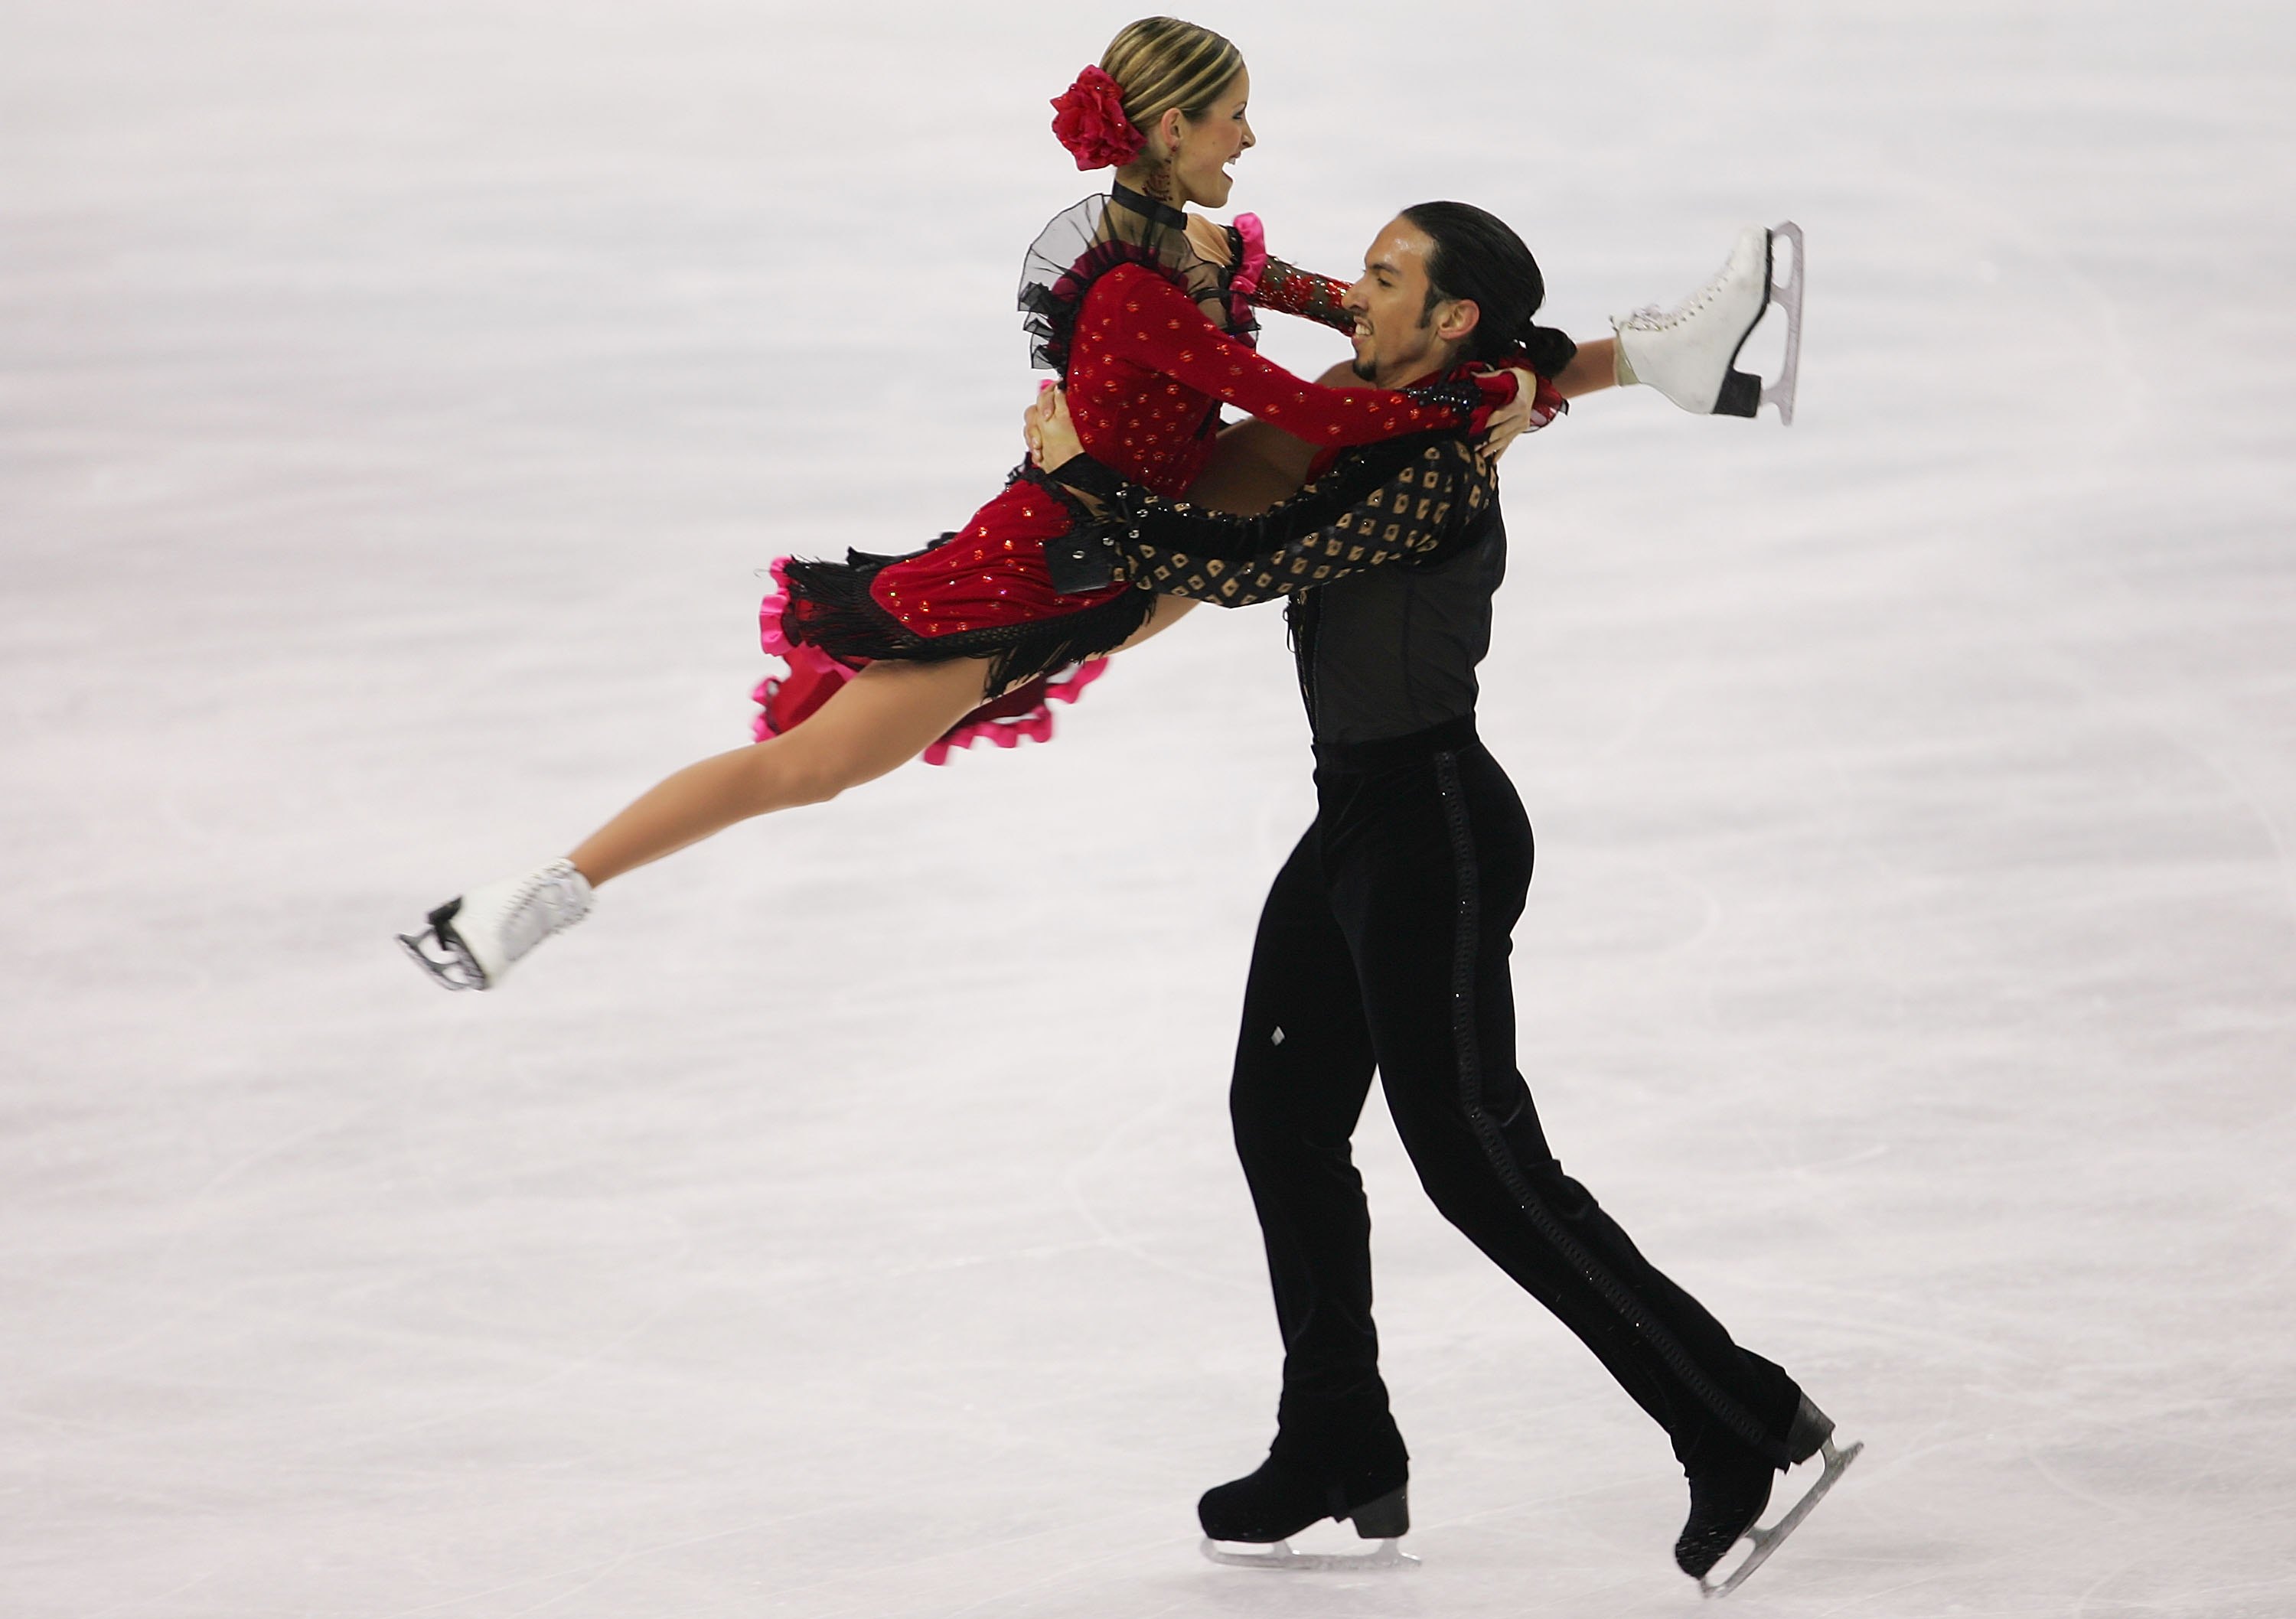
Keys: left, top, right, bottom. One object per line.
{"left": 778, "top": 530, "right": 1154, "bottom": 696}
{"left": 1017, "top": 184, "right": 1257, "bottom": 374}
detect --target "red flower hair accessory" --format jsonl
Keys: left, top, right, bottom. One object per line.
{"left": 1050, "top": 65, "right": 1144, "bottom": 171}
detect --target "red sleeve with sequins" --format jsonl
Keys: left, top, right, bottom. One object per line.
{"left": 1247, "top": 258, "right": 1356, "bottom": 334}
{"left": 1088, "top": 265, "right": 1511, "bottom": 451}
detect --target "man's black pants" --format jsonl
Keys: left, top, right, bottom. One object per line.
{"left": 1231, "top": 715, "right": 1802, "bottom": 1475}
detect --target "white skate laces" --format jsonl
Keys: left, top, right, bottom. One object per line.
{"left": 1612, "top": 222, "right": 1804, "bottom": 424}
{"left": 397, "top": 857, "right": 595, "bottom": 992}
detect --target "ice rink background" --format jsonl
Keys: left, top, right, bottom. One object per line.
{"left": 6, "top": 2, "right": 2294, "bottom": 1614}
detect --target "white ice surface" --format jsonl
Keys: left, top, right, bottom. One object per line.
{"left": 5, "top": 3, "right": 2294, "bottom": 1614}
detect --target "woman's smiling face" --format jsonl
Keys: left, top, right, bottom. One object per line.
{"left": 1169, "top": 70, "right": 1254, "bottom": 210}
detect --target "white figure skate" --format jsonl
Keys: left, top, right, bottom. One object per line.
{"left": 397, "top": 858, "right": 594, "bottom": 991}
{"left": 1614, "top": 222, "right": 1804, "bottom": 424}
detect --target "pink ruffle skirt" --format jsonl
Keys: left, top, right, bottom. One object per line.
{"left": 752, "top": 556, "right": 1111, "bottom": 766}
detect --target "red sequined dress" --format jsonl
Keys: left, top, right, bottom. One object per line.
{"left": 753, "top": 185, "right": 1515, "bottom": 763}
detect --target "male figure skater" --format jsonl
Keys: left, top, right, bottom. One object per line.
{"left": 1029, "top": 202, "right": 1851, "bottom": 1595}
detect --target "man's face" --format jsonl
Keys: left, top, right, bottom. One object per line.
{"left": 1344, "top": 217, "right": 1474, "bottom": 387}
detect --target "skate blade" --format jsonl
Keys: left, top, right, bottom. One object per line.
{"left": 1201, "top": 1536, "right": 1418, "bottom": 1572}
{"left": 1699, "top": 1435, "right": 1861, "bottom": 1598}
{"left": 396, "top": 926, "right": 484, "bottom": 992}
{"left": 1758, "top": 220, "right": 1804, "bottom": 426}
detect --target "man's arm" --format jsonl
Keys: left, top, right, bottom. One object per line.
{"left": 1087, "top": 438, "right": 1495, "bottom": 608}
{"left": 1029, "top": 391, "right": 1498, "bottom": 609}
{"left": 1195, "top": 354, "right": 1557, "bottom": 516}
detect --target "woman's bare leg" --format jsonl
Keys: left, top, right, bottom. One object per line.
{"left": 1555, "top": 336, "right": 1619, "bottom": 399}
{"left": 580, "top": 389, "right": 1316, "bottom": 884}
{"left": 568, "top": 656, "right": 993, "bottom": 885}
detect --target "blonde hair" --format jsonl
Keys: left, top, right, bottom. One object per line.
{"left": 1101, "top": 17, "right": 1244, "bottom": 138}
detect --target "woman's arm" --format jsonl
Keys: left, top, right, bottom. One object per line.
{"left": 1186, "top": 213, "right": 1355, "bottom": 334}
{"left": 1249, "top": 266, "right": 1617, "bottom": 397}
{"left": 1246, "top": 257, "right": 1356, "bottom": 334}
{"left": 1084, "top": 265, "right": 1515, "bottom": 451}
{"left": 1034, "top": 350, "right": 1552, "bottom": 536}
{"left": 1212, "top": 357, "right": 1554, "bottom": 494}
{"left": 1192, "top": 216, "right": 1618, "bottom": 398}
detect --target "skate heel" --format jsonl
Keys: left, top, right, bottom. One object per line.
{"left": 1611, "top": 222, "right": 1803, "bottom": 425}
{"left": 1199, "top": 1445, "right": 1417, "bottom": 1572}
{"left": 1694, "top": 1397, "right": 1862, "bottom": 1598}
{"left": 1785, "top": 1394, "right": 1835, "bottom": 1464}
{"left": 1712, "top": 223, "right": 1802, "bottom": 422}
{"left": 398, "top": 897, "right": 483, "bottom": 992}
{"left": 1345, "top": 1484, "right": 1410, "bottom": 1539}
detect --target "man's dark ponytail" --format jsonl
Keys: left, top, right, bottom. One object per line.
{"left": 1517, "top": 322, "right": 1577, "bottom": 377}
{"left": 1401, "top": 200, "right": 1577, "bottom": 376}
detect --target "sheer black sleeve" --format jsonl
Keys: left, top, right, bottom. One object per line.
{"left": 1033, "top": 432, "right": 1496, "bottom": 608}
{"left": 1248, "top": 256, "right": 1356, "bottom": 335}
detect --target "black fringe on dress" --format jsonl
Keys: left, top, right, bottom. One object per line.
{"left": 779, "top": 544, "right": 1156, "bottom": 696}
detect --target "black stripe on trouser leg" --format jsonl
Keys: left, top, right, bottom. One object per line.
{"left": 1428, "top": 748, "right": 1787, "bottom": 1466}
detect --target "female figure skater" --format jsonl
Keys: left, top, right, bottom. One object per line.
{"left": 398, "top": 16, "right": 1552, "bottom": 992}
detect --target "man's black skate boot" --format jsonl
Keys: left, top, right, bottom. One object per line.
{"left": 1674, "top": 1396, "right": 1836, "bottom": 1580}
{"left": 1199, "top": 1422, "right": 1409, "bottom": 1545}
{"left": 1674, "top": 1451, "right": 1773, "bottom": 1580}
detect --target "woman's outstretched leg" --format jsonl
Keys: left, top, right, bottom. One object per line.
{"left": 400, "top": 655, "right": 993, "bottom": 989}
{"left": 570, "top": 656, "right": 992, "bottom": 885}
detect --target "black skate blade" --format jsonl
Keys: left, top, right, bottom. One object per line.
{"left": 1699, "top": 1435, "right": 1861, "bottom": 1598}
{"left": 1201, "top": 1536, "right": 1417, "bottom": 1572}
